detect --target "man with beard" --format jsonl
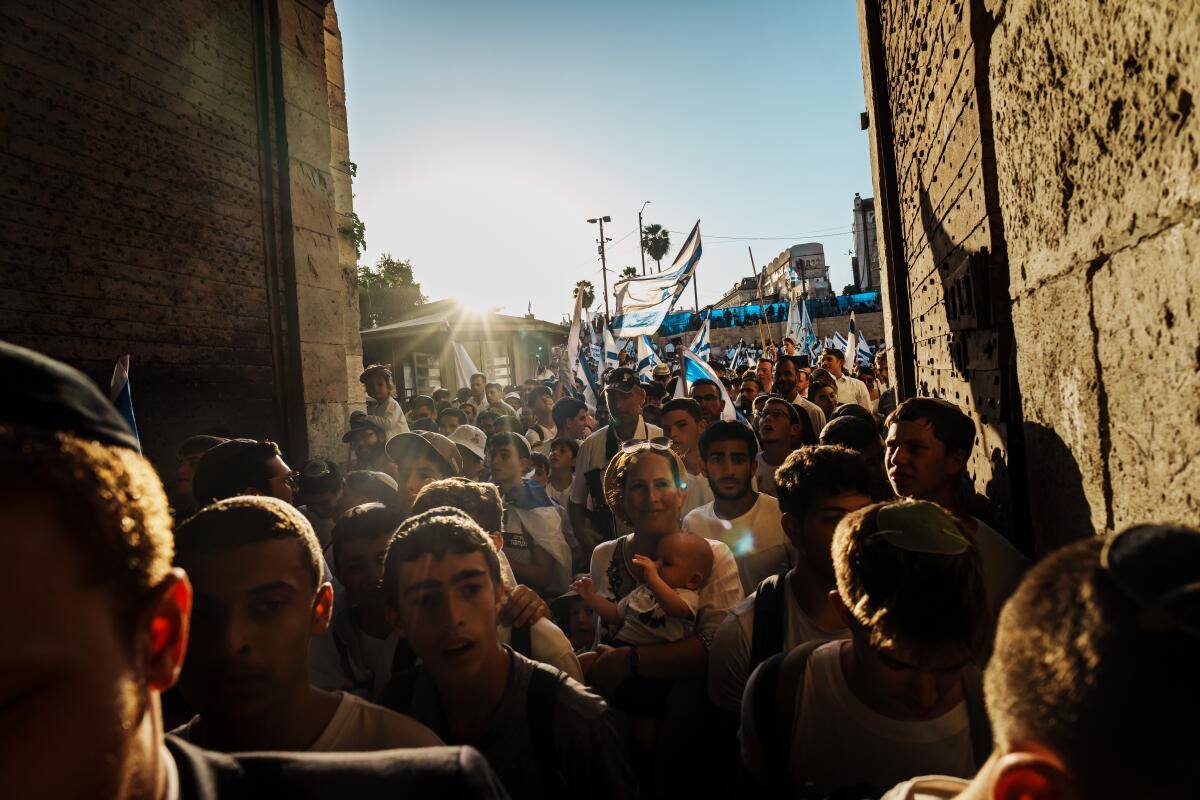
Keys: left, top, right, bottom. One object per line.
{"left": 343, "top": 411, "right": 394, "bottom": 478}
{"left": 755, "top": 357, "right": 774, "bottom": 394}
{"left": 736, "top": 376, "right": 762, "bottom": 417}
{"left": 683, "top": 421, "right": 793, "bottom": 593}
{"left": 773, "top": 356, "right": 823, "bottom": 442}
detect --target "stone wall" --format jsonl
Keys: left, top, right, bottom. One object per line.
{"left": 857, "top": 0, "right": 1199, "bottom": 551}
{"left": 0, "top": 0, "right": 362, "bottom": 473}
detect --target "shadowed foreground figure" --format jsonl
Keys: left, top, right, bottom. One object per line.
{"left": 0, "top": 341, "right": 506, "bottom": 800}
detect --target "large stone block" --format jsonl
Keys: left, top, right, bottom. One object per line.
{"left": 284, "top": 102, "right": 333, "bottom": 172}
{"left": 1010, "top": 268, "right": 1109, "bottom": 547}
{"left": 296, "top": 284, "right": 351, "bottom": 346}
{"left": 298, "top": 340, "right": 352, "bottom": 404}
{"left": 992, "top": 0, "right": 1200, "bottom": 293}
{"left": 1093, "top": 218, "right": 1200, "bottom": 530}
{"left": 288, "top": 158, "right": 336, "bottom": 236}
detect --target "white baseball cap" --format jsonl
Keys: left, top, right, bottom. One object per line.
{"left": 449, "top": 424, "right": 487, "bottom": 462}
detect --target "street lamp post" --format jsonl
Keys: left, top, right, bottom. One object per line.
{"left": 638, "top": 200, "right": 651, "bottom": 275}
{"left": 587, "top": 216, "right": 612, "bottom": 318}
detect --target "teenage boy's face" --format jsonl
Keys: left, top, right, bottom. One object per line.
{"left": 819, "top": 351, "right": 844, "bottom": 377}
{"left": 661, "top": 410, "right": 704, "bottom": 458}
{"left": 0, "top": 493, "right": 187, "bottom": 799}
{"left": 563, "top": 408, "right": 590, "bottom": 440}
{"left": 179, "top": 538, "right": 330, "bottom": 724}
{"left": 885, "top": 419, "right": 964, "bottom": 500}
{"left": 757, "top": 401, "right": 799, "bottom": 445}
{"left": 388, "top": 551, "right": 503, "bottom": 687}
{"left": 784, "top": 491, "right": 872, "bottom": 579}
{"left": 852, "top": 628, "right": 973, "bottom": 719}
{"left": 438, "top": 414, "right": 460, "bottom": 436}
{"left": 549, "top": 443, "right": 575, "bottom": 471}
{"left": 691, "top": 384, "right": 724, "bottom": 422}
{"left": 334, "top": 534, "right": 391, "bottom": 609}
{"left": 395, "top": 455, "right": 447, "bottom": 513}
{"left": 264, "top": 455, "right": 295, "bottom": 504}
{"left": 488, "top": 444, "right": 527, "bottom": 486}
{"left": 485, "top": 387, "right": 502, "bottom": 404}
{"left": 702, "top": 439, "right": 754, "bottom": 501}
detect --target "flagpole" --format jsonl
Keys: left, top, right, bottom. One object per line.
{"left": 747, "top": 247, "right": 775, "bottom": 353}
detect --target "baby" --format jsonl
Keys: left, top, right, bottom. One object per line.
{"left": 573, "top": 531, "right": 714, "bottom": 647}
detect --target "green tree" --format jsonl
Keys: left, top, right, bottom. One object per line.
{"left": 641, "top": 223, "right": 671, "bottom": 271}
{"left": 842, "top": 284, "right": 857, "bottom": 296}
{"left": 619, "top": 266, "right": 638, "bottom": 280}
{"left": 573, "top": 280, "right": 595, "bottom": 309}
{"left": 358, "top": 254, "right": 427, "bottom": 328}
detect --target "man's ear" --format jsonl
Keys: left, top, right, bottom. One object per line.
{"left": 946, "top": 447, "right": 969, "bottom": 478}
{"left": 992, "top": 752, "right": 1078, "bottom": 800}
{"left": 384, "top": 605, "right": 408, "bottom": 638}
{"left": 489, "top": 532, "right": 505, "bottom": 552}
{"left": 310, "top": 582, "right": 334, "bottom": 635}
{"left": 139, "top": 568, "right": 192, "bottom": 693}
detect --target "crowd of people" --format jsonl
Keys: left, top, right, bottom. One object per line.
{"left": 2, "top": 337, "right": 1196, "bottom": 799}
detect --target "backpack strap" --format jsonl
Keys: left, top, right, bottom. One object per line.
{"left": 749, "top": 571, "right": 788, "bottom": 672}
{"left": 511, "top": 623, "right": 533, "bottom": 659}
{"left": 751, "top": 640, "right": 824, "bottom": 795}
{"left": 961, "top": 665, "right": 993, "bottom": 769}
{"left": 526, "top": 666, "right": 564, "bottom": 792}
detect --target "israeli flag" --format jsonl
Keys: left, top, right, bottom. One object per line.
{"left": 729, "top": 343, "right": 745, "bottom": 372}
{"left": 576, "top": 346, "right": 600, "bottom": 410}
{"left": 612, "top": 221, "right": 703, "bottom": 338}
{"left": 676, "top": 347, "right": 740, "bottom": 423}
{"left": 109, "top": 355, "right": 141, "bottom": 452}
{"left": 566, "top": 288, "right": 584, "bottom": 377}
{"left": 857, "top": 336, "right": 873, "bottom": 365}
{"left": 832, "top": 331, "right": 849, "bottom": 355}
{"left": 689, "top": 312, "right": 711, "bottom": 361}
{"left": 636, "top": 335, "right": 663, "bottom": 381}
{"left": 603, "top": 325, "right": 621, "bottom": 371}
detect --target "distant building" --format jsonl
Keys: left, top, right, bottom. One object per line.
{"left": 714, "top": 277, "right": 762, "bottom": 309}
{"left": 851, "top": 193, "right": 880, "bottom": 290}
{"left": 764, "top": 243, "right": 832, "bottom": 299}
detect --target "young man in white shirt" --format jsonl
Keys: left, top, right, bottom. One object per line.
{"left": 683, "top": 421, "right": 793, "bottom": 593}
{"left": 884, "top": 397, "right": 1029, "bottom": 619}
{"left": 660, "top": 397, "right": 715, "bottom": 517}
{"left": 523, "top": 384, "right": 557, "bottom": 454}
{"left": 773, "top": 355, "right": 824, "bottom": 440}
{"left": 708, "top": 445, "right": 875, "bottom": 713}
{"left": 552, "top": 396, "right": 592, "bottom": 443}
{"left": 742, "top": 500, "right": 993, "bottom": 796}
{"left": 819, "top": 347, "right": 873, "bottom": 411}
{"left": 172, "top": 497, "right": 441, "bottom": 752}
{"left": 754, "top": 396, "right": 802, "bottom": 497}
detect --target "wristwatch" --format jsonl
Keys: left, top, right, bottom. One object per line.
{"left": 626, "top": 646, "right": 639, "bottom": 676}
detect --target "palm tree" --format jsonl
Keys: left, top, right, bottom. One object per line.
{"left": 619, "top": 266, "right": 638, "bottom": 280}
{"left": 573, "top": 280, "right": 595, "bottom": 309}
{"left": 641, "top": 223, "right": 671, "bottom": 271}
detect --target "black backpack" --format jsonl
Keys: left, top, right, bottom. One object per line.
{"left": 748, "top": 642, "right": 993, "bottom": 798}
{"left": 749, "top": 571, "right": 789, "bottom": 672}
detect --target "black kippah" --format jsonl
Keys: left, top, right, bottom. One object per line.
{"left": 0, "top": 340, "right": 139, "bottom": 451}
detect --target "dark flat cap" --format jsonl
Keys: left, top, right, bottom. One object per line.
{"left": 0, "top": 340, "right": 139, "bottom": 451}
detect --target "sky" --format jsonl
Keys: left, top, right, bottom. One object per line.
{"left": 338, "top": 0, "right": 873, "bottom": 322}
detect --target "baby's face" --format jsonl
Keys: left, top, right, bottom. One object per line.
{"left": 656, "top": 538, "right": 707, "bottom": 590}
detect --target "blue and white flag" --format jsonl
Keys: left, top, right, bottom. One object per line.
{"left": 636, "top": 335, "right": 663, "bottom": 381}
{"left": 603, "top": 325, "right": 621, "bottom": 371}
{"left": 676, "top": 347, "right": 740, "bottom": 423}
{"left": 576, "top": 348, "right": 600, "bottom": 410}
{"left": 611, "top": 221, "right": 703, "bottom": 338}
{"left": 689, "top": 312, "right": 711, "bottom": 361}
{"left": 832, "top": 331, "right": 849, "bottom": 355}
{"left": 109, "top": 355, "right": 141, "bottom": 452}
{"left": 857, "top": 336, "right": 873, "bottom": 366}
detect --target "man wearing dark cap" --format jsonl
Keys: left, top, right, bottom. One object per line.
{"left": 172, "top": 434, "right": 227, "bottom": 517}
{"left": 344, "top": 410, "right": 393, "bottom": 476}
{"left": 568, "top": 367, "right": 662, "bottom": 550}
{"left": 0, "top": 341, "right": 506, "bottom": 798}
{"left": 384, "top": 430, "right": 463, "bottom": 514}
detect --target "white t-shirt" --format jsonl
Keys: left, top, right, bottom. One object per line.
{"left": 614, "top": 585, "right": 700, "bottom": 646}
{"left": 742, "top": 641, "right": 975, "bottom": 796}
{"left": 971, "top": 518, "right": 1030, "bottom": 619}
{"left": 833, "top": 373, "right": 873, "bottom": 411}
{"left": 174, "top": 692, "right": 442, "bottom": 751}
{"left": 366, "top": 396, "right": 410, "bottom": 437}
{"left": 681, "top": 469, "right": 714, "bottom": 517}
{"left": 707, "top": 571, "right": 848, "bottom": 711}
{"left": 753, "top": 453, "right": 783, "bottom": 498}
{"left": 682, "top": 493, "right": 794, "bottom": 593}
{"left": 589, "top": 535, "right": 744, "bottom": 643}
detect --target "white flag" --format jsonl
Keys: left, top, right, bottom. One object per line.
{"left": 612, "top": 221, "right": 702, "bottom": 338}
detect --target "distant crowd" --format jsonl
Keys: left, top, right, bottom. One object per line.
{"left": 1, "top": 337, "right": 1195, "bottom": 800}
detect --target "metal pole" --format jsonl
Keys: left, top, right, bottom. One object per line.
{"left": 747, "top": 247, "right": 775, "bottom": 351}
{"left": 598, "top": 217, "right": 611, "bottom": 319}
{"left": 638, "top": 209, "right": 647, "bottom": 275}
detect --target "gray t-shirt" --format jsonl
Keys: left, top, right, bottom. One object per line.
{"left": 400, "top": 649, "right": 636, "bottom": 800}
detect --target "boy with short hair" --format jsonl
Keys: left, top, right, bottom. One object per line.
{"left": 172, "top": 496, "right": 441, "bottom": 752}
{"left": 742, "top": 500, "right": 992, "bottom": 796}
{"left": 437, "top": 406, "right": 466, "bottom": 436}
{"left": 545, "top": 437, "right": 578, "bottom": 507}
{"left": 192, "top": 437, "right": 296, "bottom": 507}
{"left": 528, "top": 451, "right": 551, "bottom": 487}
{"left": 384, "top": 430, "right": 463, "bottom": 513}
{"left": 381, "top": 509, "right": 637, "bottom": 800}
{"left": 489, "top": 432, "right": 573, "bottom": 596}
{"left": 660, "top": 397, "right": 715, "bottom": 515}
{"left": 485, "top": 382, "right": 519, "bottom": 418}
{"left": 524, "top": 384, "right": 557, "bottom": 454}
{"left": 361, "top": 363, "right": 410, "bottom": 437}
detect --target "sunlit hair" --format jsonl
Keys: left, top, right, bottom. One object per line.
{"left": 833, "top": 501, "right": 986, "bottom": 651}
{"left": 174, "top": 496, "right": 323, "bottom": 590}
{"left": 331, "top": 502, "right": 405, "bottom": 566}
{"left": 985, "top": 535, "right": 1200, "bottom": 798}
{"left": 411, "top": 478, "right": 502, "bottom": 533}
{"left": 604, "top": 445, "right": 683, "bottom": 521}
{"left": 775, "top": 445, "right": 873, "bottom": 517}
{"left": 0, "top": 429, "right": 173, "bottom": 643}
{"left": 383, "top": 507, "right": 502, "bottom": 609}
